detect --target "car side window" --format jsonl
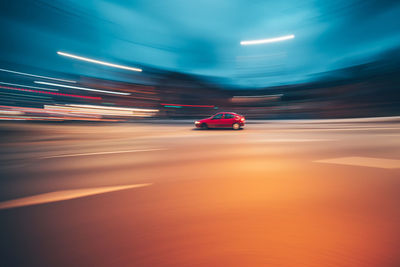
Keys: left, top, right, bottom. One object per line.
{"left": 225, "top": 114, "right": 234, "bottom": 119}
{"left": 213, "top": 114, "right": 223, "bottom": 119}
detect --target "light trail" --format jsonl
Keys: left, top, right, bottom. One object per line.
{"left": 0, "top": 81, "right": 58, "bottom": 91}
{"left": 34, "top": 81, "right": 131, "bottom": 96}
{"left": 315, "top": 157, "right": 400, "bottom": 169}
{"left": 66, "top": 104, "right": 158, "bottom": 112}
{"left": 0, "top": 184, "right": 152, "bottom": 210}
{"left": 240, "top": 34, "right": 295, "bottom": 45}
{"left": 57, "top": 51, "right": 142, "bottom": 72}
{"left": 0, "top": 68, "right": 76, "bottom": 83}
{"left": 41, "top": 148, "right": 164, "bottom": 159}
{"left": 44, "top": 104, "right": 159, "bottom": 118}
{"left": 0, "top": 85, "right": 101, "bottom": 100}
{"left": 164, "top": 105, "right": 182, "bottom": 108}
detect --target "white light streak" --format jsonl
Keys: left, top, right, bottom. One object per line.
{"left": 0, "top": 81, "right": 58, "bottom": 91}
{"left": 57, "top": 51, "right": 142, "bottom": 72}
{"left": 34, "top": 81, "right": 131, "bottom": 96}
{"left": 240, "top": 34, "right": 295, "bottom": 45}
{"left": 44, "top": 104, "right": 158, "bottom": 118}
{"left": 0, "top": 68, "right": 76, "bottom": 83}
{"left": 0, "top": 184, "right": 152, "bottom": 210}
{"left": 66, "top": 104, "right": 158, "bottom": 112}
{"left": 41, "top": 149, "right": 162, "bottom": 159}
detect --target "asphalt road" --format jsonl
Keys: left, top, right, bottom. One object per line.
{"left": 1, "top": 119, "right": 400, "bottom": 267}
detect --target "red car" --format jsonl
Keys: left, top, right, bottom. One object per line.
{"left": 195, "top": 112, "right": 245, "bottom": 130}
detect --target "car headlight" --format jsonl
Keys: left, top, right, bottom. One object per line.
{"left": 195, "top": 121, "right": 200, "bottom": 124}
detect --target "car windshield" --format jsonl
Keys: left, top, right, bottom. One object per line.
{"left": 212, "top": 114, "right": 223, "bottom": 119}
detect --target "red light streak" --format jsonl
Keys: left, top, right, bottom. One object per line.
{"left": 0, "top": 85, "right": 101, "bottom": 100}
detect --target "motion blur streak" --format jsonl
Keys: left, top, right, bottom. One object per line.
{"left": 0, "top": 81, "right": 58, "bottom": 91}
{"left": 40, "top": 148, "right": 163, "bottom": 159}
{"left": 44, "top": 104, "right": 158, "bottom": 118}
{"left": 232, "top": 94, "right": 283, "bottom": 104}
{"left": 57, "top": 51, "right": 143, "bottom": 72}
{"left": 164, "top": 105, "right": 182, "bottom": 108}
{"left": 0, "top": 105, "right": 103, "bottom": 121}
{"left": 315, "top": 157, "right": 400, "bottom": 169}
{"left": 34, "top": 81, "right": 131, "bottom": 96}
{"left": 0, "top": 85, "right": 101, "bottom": 100}
{"left": 0, "top": 68, "right": 75, "bottom": 83}
{"left": 67, "top": 104, "right": 158, "bottom": 113}
{"left": 0, "top": 104, "right": 158, "bottom": 121}
{"left": 233, "top": 94, "right": 283, "bottom": 98}
{"left": 161, "top": 103, "right": 215, "bottom": 108}
{"left": 240, "top": 34, "right": 295, "bottom": 45}
{"left": 0, "top": 184, "right": 152, "bottom": 210}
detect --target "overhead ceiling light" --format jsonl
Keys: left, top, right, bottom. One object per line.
{"left": 0, "top": 81, "right": 58, "bottom": 91}
{"left": 0, "top": 68, "right": 76, "bottom": 83}
{"left": 240, "top": 34, "right": 295, "bottom": 45}
{"left": 57, "top": 51, "right": 142, "bottom": 72}
{"left": 34, "top": 81, "right": 131, "bottom": 96}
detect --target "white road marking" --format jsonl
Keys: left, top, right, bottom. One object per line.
{"left": 41, "top": 148, "right": 164, "bottom": 159}
{"left": 314, "top": 157, "right": 400, "bottom": 169}
{"left": 0, "top": 183, "right": 152, "bottom": 210}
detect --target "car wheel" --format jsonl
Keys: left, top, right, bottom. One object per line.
{"left": 201, "top": 123, "right": 208, "bottom": 129}
{"left": 232, "top": 123, "right": 240, "bottom": 130}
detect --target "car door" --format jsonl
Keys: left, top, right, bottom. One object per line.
{"left": 208, "top": 113, "right": 223, "bottom": 128}
{"left": 220, "top": 113, "right": 235, "bottom": 127}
